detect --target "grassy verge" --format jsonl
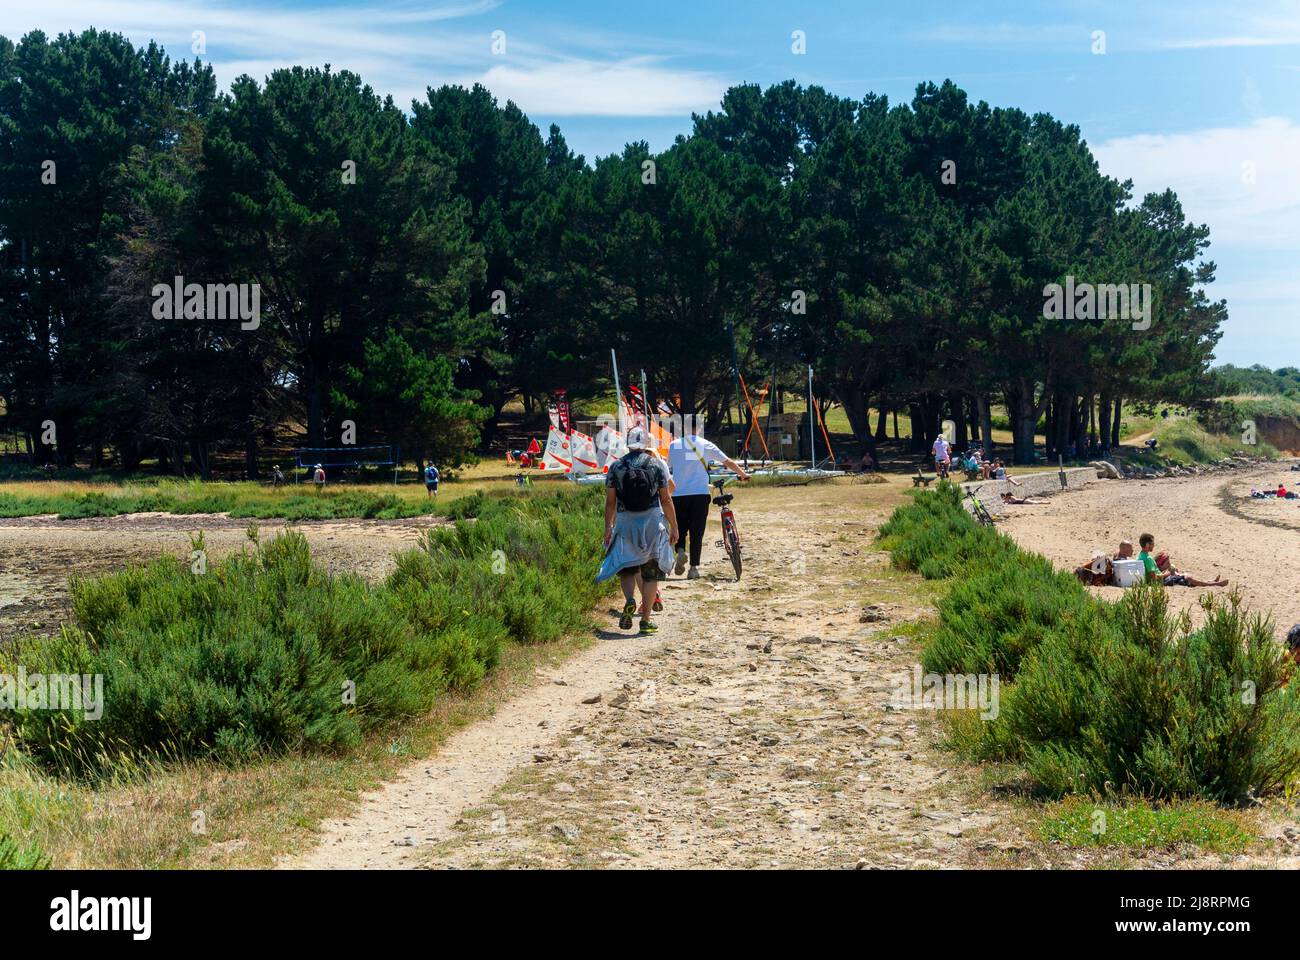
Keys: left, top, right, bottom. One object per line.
{"left": 1122, "top": 415, "right": 1276, "bottom": 469}
{"left": 1037, "top": 797, "right": 1253, "bottom": 854}
{"left": 0, "top": 486, "right": 615, "bottom": 866}
{"left": 0, "top": 470, "right": 556, "bottom": 522}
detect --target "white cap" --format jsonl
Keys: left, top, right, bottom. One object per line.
{"left": 626, "top": 427, "right": 648, "bottom": 451}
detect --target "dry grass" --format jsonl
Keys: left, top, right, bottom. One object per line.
{"left": 1, "top": 632, "right": 595, "bottom": 869}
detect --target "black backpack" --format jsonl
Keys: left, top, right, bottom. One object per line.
{"left": 614, "top": 452, "right": 659, "bottom": 511}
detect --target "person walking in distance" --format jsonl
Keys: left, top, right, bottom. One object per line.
{"left": 424, "top": 461, "right": 440, "bottom": 498}
{"left": 312, "top": 463, "right": 326, "bottom": 495}
{"left": 598, "top": 427, "right": 680, "bottom": 634}
{"left": 667, "top": 428, "right": 750, "bottom": 579}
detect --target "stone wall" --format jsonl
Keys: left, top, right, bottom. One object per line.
{"left": 961, "top": 466, "right": 1101, "bottom": 516}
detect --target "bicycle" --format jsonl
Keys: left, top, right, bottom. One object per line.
{"left": 966, "top": 483, "right": 995, "bottom": 527}
{"left": 711, "top": 477, "right": 743, "bottom": 581}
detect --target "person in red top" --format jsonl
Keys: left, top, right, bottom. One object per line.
{"left": 1278, "top": 484, "right": 1288, "bottom": 498}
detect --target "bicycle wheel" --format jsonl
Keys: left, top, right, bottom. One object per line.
{"left": 971, "top": 498, "right": 994, "bottom": 526}
{"left": 724, "top": 516, "right": 742, "bottom": 580}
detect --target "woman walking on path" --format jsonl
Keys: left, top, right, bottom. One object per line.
{"left": 598, "top": 428, "right": 680, "bottom": 634}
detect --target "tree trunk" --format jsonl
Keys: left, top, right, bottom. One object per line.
{"left": 839, "top": 386, "right": 872, "bottom": 441}
{"left": 977, "top": 396, "right": 993, "bottom": 453}
{"left": 190, "top": 441, "right": 211, "bottom": 480}
{"left": 1098, "top": 392, "right": 1113, "bottom": 453}
{"left": 947, "top": 393, "right": 968, "bottom": 449}
{"left": 1111, "top": 398, "right": 1123, "bottom": 447}
{"left": 305, "top": 360, "right": 324, "bottom": 446}
{"left": 874, "top": 404, "right": 888, "bottom": 442}
{"left": 1009, "top": 382, "right": 1042, "bottom": 465}
{"left": 908, "top": 404, "right": 927, "bottom": 453}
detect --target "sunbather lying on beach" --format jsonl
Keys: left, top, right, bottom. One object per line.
{"left": 1000, "top": 492, "right": 1047, "bottom": 505}
{"left": 1154, "top": 551, "right": 1228, "bottom": 588}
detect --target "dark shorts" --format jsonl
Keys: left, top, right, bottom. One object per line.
{"left": 619, "top": 560, "right": 666, "bottom": 581}
{"left": 1163, "top": 573, "right": 1190, "bottom": 587}
{"left": 426, "top": 481, "right": 438, "bottom": 491}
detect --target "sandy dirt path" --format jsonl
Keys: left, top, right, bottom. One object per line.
{"left": 997, "top": 462, "right": 1300, "bottom": 636}
{"left": 286, "top": 621, "right": 665, "bottom": 868}
{"left": 285, "top": 480, "right": 1037, "bottom": 870}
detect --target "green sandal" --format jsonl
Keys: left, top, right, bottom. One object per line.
{"left": 619, "top": 600, "right": 636, "bottom": 630}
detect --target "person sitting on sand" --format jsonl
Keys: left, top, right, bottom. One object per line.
{"left": 1153, "top": 550, "right": 1228, "bottom": 588}
{"left": 992, "top": 460, "right": 1022, "bottom": 486}
{"left": 1074, "top": 551, "right": 1112, "bottom": 586}
{"left": 1137, "top": 533, "right": 1161, "bottom": 583}
{"left": 1113, "top": 540, "right": 1134, "bottom": 560}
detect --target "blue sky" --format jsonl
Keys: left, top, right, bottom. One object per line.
{"left": 4, "top": 0, "right": 1298, "bottom": 368}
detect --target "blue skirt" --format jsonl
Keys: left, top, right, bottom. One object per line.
{"left": 597, "top": 507, "right": 676, "bottom": 582}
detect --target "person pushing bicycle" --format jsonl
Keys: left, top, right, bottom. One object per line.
{"left": 666, "top": 430, "right": 749, "bottom": 579}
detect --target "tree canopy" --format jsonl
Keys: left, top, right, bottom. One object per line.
{"left": 0, "top": 31, "right": 1230, "bottom": 472}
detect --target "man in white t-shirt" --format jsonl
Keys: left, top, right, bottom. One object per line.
{"left": 931, "top": 435, "right": 951, "bottom": 478}
{"left": 667, "top": 433, "right": 750, "bottom": 579}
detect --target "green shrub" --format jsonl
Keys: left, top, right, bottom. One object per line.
{"left": 979, "top": 587, "right": 1300, "bottom": 801}
{"left": 923, "top": 554, "right": 1099, "bottom": 679}
{"left": 881, "top": 484, "right": 1093, "bottom": 677}
{"left": 0, "top": 831, "right": 49, "bottom": 870}
{"left": 1038, "top": 797, "right": 1252, "bottom": 852}
{"left": 878, "top": 482, "right": 1020, "bottom": 580}
{"left": 881, "top": 486, "right": 1300, "bottom": 802}
{"left": 9, "top": 487, "right": 610, "bottom": 776}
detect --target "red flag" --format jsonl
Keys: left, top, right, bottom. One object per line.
{"left": 526, "top": 437, "right": 541, "bottom": 455}
{"left": 554, "top": 388, "right": 572, "bottom": 434}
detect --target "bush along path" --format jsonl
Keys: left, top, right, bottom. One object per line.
{"left": 3, "top": 488, "right": 610, "bottom": 782}
{"left": 879, "top": 482, "right": 1300, "bottom": 803}
{"left": 871, "top": 482, "right": 1300, "bottom": 866}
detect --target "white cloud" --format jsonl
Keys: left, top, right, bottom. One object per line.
{"left": 1, "top": 0, "right": 726, "bottom": 116}
{"left": 1095, "top": 117, "right": 1300, "bottom": 361}
{"left": 473, "top": 57, "right": 726, "bottom": 116}
{"left": 1093, "top": 117, "right": 1300, "bottom": 248}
